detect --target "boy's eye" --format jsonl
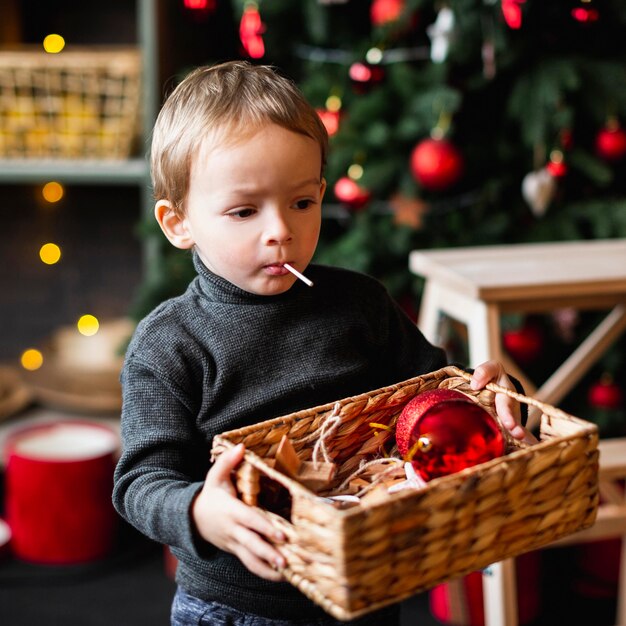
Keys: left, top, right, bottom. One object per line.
{"left": 294, "top": 199, "right": 314, "bottom": 210}
{"left": 230, "top": 208, "right": 255, "bottom": 219}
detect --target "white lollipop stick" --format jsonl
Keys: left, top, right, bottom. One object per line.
{"left": 283, "top": 263, "right": 314, "bottom": 287}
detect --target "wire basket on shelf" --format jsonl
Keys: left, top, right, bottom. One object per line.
{"left": 212, "top": 365, "right": 600, "bottom": 622}
{"left": 0, "top": 46, "right": 141, "bottom": 160}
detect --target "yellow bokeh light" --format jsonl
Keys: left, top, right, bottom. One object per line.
{"left": 21, "top": 349, "right": 44, "bottom": 371}
{"left": 39, "top": 243, "right": 62, "bottom": 265}
{"left": 42, "top": 181, "right": 64, "bottom": 203}
{"left": 326, "top": 95, "right": 342, "bottom": 113}
{"left": 77, "top": 315, "right": 100, "bottom": 337}
{"left": 348, "top": 164, "right": 364, "bottom": 180}
{"left": 43, "top": 34, "right": 65, "bottom": 54}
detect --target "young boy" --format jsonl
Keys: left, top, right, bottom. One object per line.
{"left": 113, "top": 61, "right": 530, "bottom": 626}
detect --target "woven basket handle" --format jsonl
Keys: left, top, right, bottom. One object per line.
{"left": 212, "top": 437, "right": 315, "bottom": 509}
{"left": 449, "top": 365, "right": 573, "bottom": 421}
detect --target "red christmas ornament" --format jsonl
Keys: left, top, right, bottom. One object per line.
{"left": 333, "top": 177, "right": 371, "bottom": 210}
{"left": 595, "top": 124, "right": 626, "bottom": 162}
{"left": 316, "top": 109, "right": 340, "bottom": 136}
{"left": 503, "top": 323, "right": 543, "bottom": 364}
{"left": 183, "top": 0, "right": 216, "bottom": 10}
{"left": 410, "top": 138, "right": 464, "bottom": 191}
{"left": 349, "top": 62, "right": 385, "bottom": 94}
{"left": 571, "top": 6, "right": 599, "bottom": 23}
{"left": 546, "top": 160, "right": 568, "bottom": 178}
{"left": 501, "top": 0, "right": 526, "bottom": 29}
{"left": 240, "top": 4, "right": 265, "bottom": 59}
{"left": 370, "top": 0, "right": 405, "bottom": 26}
{"left": 396, "top": 388, "right": 505, "bottom": 481}
{"left": 588, "top": 375, "right": 624, "bottom": 410}
{"left": 546, "top": 149, "right": 567, "bottom": 178}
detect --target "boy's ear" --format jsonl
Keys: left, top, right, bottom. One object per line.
{"left": 154, "top": 200, "right": 194, "bottom": 250}
{"left": 320, "top": 177, "right": 327, "bottom": 201}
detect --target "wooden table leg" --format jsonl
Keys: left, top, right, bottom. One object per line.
{"left": 418, "top": 280, "right": 446, "bottom": 346}
{"left": 483, "top": 559, "right": 518, "bottom": 626}
{"left": 616, "top": 482, "right": 626, "bottom": 626}
{"left": 466, "top": 300, "right": 502, "bottom": 367}
{"left": 464, "top": 302, "right": 520, "bottom": 626}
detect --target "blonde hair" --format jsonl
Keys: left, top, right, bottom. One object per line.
{"left": 150, "top": 61, "right": 329, "bottom": 215}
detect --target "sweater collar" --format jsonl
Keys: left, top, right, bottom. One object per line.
{"left": 192, "top": 250, "right": 306, "bottom": 304}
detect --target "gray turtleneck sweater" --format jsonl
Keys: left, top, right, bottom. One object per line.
{"left": 112, "top": 252, "right": 447, "bottom": 621}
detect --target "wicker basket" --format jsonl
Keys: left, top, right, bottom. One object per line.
{"left": 212, "top": 366, "right": 600, "bottom": 621}
{"left": 0, "top": 46, "right": 141, "bottom": 159}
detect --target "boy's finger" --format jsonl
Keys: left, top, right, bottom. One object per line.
{"left": 232, "top": 499, "right": 286, "bottom": 543}
{"left": 469, "top": 360, "right": 498, "bottom": 390}
{"left": 495, "top": 395, "right": 527, "bottom": 441}
{"left": 237, "top": 548, "right": 285, "bottom": 582}
{"left": 207, "top": 443, "right": 245, "bottom": 486}
{"left": 234, "top": 526, "right": 286, "bottom": 571}
{"left": 495, "top": 393, "right": 520, "bottom": 422}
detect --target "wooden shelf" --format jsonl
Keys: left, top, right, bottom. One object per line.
{"left": 0, "top": 158, "right": 148, "bottom": 185}
{"left": 0, "top": 0, "right": 157, "bottom": 195}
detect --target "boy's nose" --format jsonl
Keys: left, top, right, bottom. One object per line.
{"left": 264, "top": 211, "right": 293, "bottom": 245}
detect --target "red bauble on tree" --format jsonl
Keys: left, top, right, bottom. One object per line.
{"left": 503, "top": 322, "right": 543, "bottom": 364}
{"left": 546, "top": 149, "right": 568, "bottom": 178}
{"left": 349, "top": 62, "right": 385, "bottom": 94}
{"left": 596, "top": 122, "right": 626, "bottom": 162}
{"left": 588, "top": 374, "right": 624, "bottom": 410}
{"left": 183, "top": 0, "right": 216, "bottom": 11}
{"left": 239, "top": 3, "right": 265, "bottom": 59}
{"left": 546, "top": 160, "right": 568, "bottom": 177}
{"left": 316, "top": 109, "right": 340, "bottom": 136}
{"left": 370, "top": 0, "right": 405, "bottom": 26}
{"left": 333, "top": 177, "right": 371, "bottom": 211}
{"left": 501, "top": 0, "right": 525, "bottom": 29}
{"left": 395, "top": 388, "right": 505, "bottom": 481}
{"left": 571, "top": 4, "right": 600, "bottom": 23}
{"left": 410, "top": 138, "right": 464, "bottom": 191}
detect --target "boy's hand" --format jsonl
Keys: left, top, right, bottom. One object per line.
{"left": 191, "top": 443, "right": 286, "bottom": 581}
{"left": 470, "top": 360, "right": 538, "bottom": 444}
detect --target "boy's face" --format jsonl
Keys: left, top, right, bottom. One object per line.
{"left": 157, "top": 123, "right": 325, "bottom": 296}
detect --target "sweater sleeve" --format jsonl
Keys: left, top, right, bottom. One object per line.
{"left": 112, "top": 358, "right": 211, "bottom": 558}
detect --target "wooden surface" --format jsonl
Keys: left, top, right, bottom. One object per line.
{"left": 409, "top": 239, "right": 626, "bottom": 305}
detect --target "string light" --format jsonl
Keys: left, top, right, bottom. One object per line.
{"left": 296, "top": 44, "right": 428, "bottom": 65}
{"left": 365, "top": 47, "right": 384, "bottom": 65}
{"left": 39, "top": 243, "right": 62, "bottom": 265}
{"left": 325, "top": 95, "right": 342, "bottom": 112}
{"left": 77, "top": 315, "right": 100, "bottom": 337}
{"left": 21, "top": 349, "right": 44, "bottom": 371}
{"left": 43, "top": 34, "right": 65, "bottom": 54}
{"left": 42, "top": 182, "right": 64, "bottom": 203}
{"left": 348, "top": 164, "right": 364, "bottom": 180}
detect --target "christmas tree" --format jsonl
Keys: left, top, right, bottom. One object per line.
{"left": 136, "top": 0, "right": 626, "bottom": 434}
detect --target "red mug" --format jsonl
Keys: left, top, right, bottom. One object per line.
{"left": 4, "top": 420, "right": 119, "bottom": 564}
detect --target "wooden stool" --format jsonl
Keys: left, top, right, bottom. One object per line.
{"left": 409, "top": 239, "right": 626, "bottom": 626}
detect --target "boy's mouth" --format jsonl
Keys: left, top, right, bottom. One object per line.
{"left": 264, "top": 263, "right": 290, "bottom": 276}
